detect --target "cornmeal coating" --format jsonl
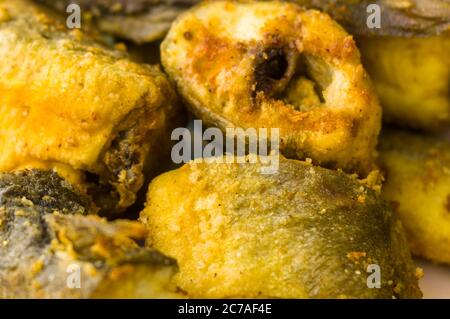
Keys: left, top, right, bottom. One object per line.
{"left": 0, "top": 0, "right": 184, "bottom": 214}
{"left": 379, "top": 129, "right": 450, "bottom": 264}
{"left": 141, "top": 156, "right": 421, "bottom": 299}
{"left": 161, "top": 1, "right": 382, "bottom": 176}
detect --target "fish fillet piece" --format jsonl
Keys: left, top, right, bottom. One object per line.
{"left": 38, "top": 0, "right": 198, "bottom": 43}
{"left": 0, "top": 170, "right": 181, "bottom": 299}
{"left": 379, "top": 129, "right": 450, "bottom": 265}
{"left": 358, "top": 36, "right": 449, "bottom": 132}
{"left": 291, "top": 0, "right": 450, "bottom": 131}
{"left": 0, "top": 0, "right": 184, "bottom": 214}
{"left": 141, "top": 156, "right": 422, "bottom": 299}
{"left": 161, "top": 0, "right": 381, "bottom": 176}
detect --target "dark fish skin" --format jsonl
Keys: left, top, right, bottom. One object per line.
{"left": 38, "top": 0, "right": 449, "bottom": 42}
{"left": 37, "top": 0, "right": 200, "bottom": 43}
{"left": 40, "top": 0, "right": 198, "bottom": 15}
{"left": 293, "top": 0, "right": 450, "bottom": 37}
{"left": 0, "top": 170, "right": 180, "bottom": 299}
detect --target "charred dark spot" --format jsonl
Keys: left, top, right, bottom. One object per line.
{"left": 85, "top": 172, "right": 100, "bottom": 185}
{"left": 84, "top": 172, "right": 121, "bottom": 217}
{"left": 107, "top": 128, "right": 143, "bottom": 175}
{"left": 183, "top": 31, "right": 193, "bottom": 41}
{"left": 254, "top": 48, "right": 288, "bottom": 95}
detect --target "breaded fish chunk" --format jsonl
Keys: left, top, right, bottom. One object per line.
{"left": 379, "top": 129, "right": 450, "bottom": 265}
{"left": 141, "top": 156, "right": 421, "bottom": 299}
{"left": 0, "top": 0, "right": 183, "bottom": 214}
{"left": 38, "top": 0, "right": 450, "bottom": 41}
{"left": 358, "top": 36, "right": 449, "bottom": 132}
{"left": 293, "top": 0, "right": 450, "bottom": 131}
{"left": 294, "top": 0, "right": 450, "bottom": 37}
{"left": 0, "top": 170, "right": 181, "bottom": 299}
{"left": 161, "top": 1, "right": 382, "bottom": 176}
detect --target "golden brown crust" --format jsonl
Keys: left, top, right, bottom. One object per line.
{"left": 0, "top": 0, "right": 184, "bottom": 213}
{"left": 141, "top": 155, "right": 422, "bottom": 299}
{"left": 379, "top": 129, "right": 450, "bottom": 265}
{"left": 358, "top": 35, "right": 450, "bottom": 132}
{"left": 161, "top": 1, "right": 381, "bottom": 176}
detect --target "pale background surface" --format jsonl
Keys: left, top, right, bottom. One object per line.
{"left": 420, "top": 131, "right": 450, "bottom": 299}
{"left": 417, "top": 259, "right": 450, "bottom": 299}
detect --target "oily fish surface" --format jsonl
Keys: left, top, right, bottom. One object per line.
{"left": 161, "top": 1, "right": 381, "bottom": 176}
{"left": 379, "top": 129, "right": 450, "bottom": 265}
{"left": 0, "top": 170, "right": 181, "bottom": 299}
{"left": 0, "top": 1, "right": 177, "bottom": 187}
{"left": 358, "top": 36, "right": 450, "bottom": 131}
{"left": 141, "top": 156, "right": 422, "bottom": 299}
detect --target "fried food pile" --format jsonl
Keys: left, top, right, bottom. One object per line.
{"left": 0, "top": 170, "right": 181, "bottom": 298}
{"left": 297, "top": 0, "right": 450, "bottom": 131}
{"left": 34, "top": 1, "right": 450, "bottom": 131}
{"left": 1, "top": 0, "right": 449, "bottom": 299}
{"left": 0, "top": 0, "right": 184, "bottom": 215}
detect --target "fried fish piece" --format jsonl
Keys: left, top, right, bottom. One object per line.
{"left": 0, "top": 0, "right": 184, "bottom": 214}
{"left": 38, "top": 0, "right": 450, "bottom": 41}
{"left": 379, "top": 129, "right": 450, "bottom": 265}
{"left": 161, "top": 1, "right": 381, "bottom": 176}
{"left": 293, "top": 0, "right": 450, "bottom": 37}
{"left": 290, "top": 0, "right": 450, "bottom": 131}
{"left": 0, "top": 170, "right": 181, "bottom": 299}
{"left": 38, "top": 0, "right": 199, "bottom": 43}
{"left": 141, "top": 156, "right": 422, "bottom": 299}
{"left": 357, "top": 36, "right": 449, "bottom": 132}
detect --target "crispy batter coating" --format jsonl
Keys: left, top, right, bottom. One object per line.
{"left": 0, "top": 170, "right": 181, "bottom": 299}
{"left": 291, "top": 0, "right": 450, "bottom": 131}
{"left": 379, "top": 129, "right": 450, "bottom": 265}
{"left": 0, "top": 0, "right": 184, "bottom": 214}
{"left": 161, "top": 1, "right": 381, "bottom": 176}
{"left": 358, "top": 36, "right": 450, "bottom": 132}
{"left": 141, "top": 156, "right": 421, "bottom": 299}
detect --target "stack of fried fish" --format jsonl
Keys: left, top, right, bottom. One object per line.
{"left": 0, "top": 0, "right": 448, "bottom": 299}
